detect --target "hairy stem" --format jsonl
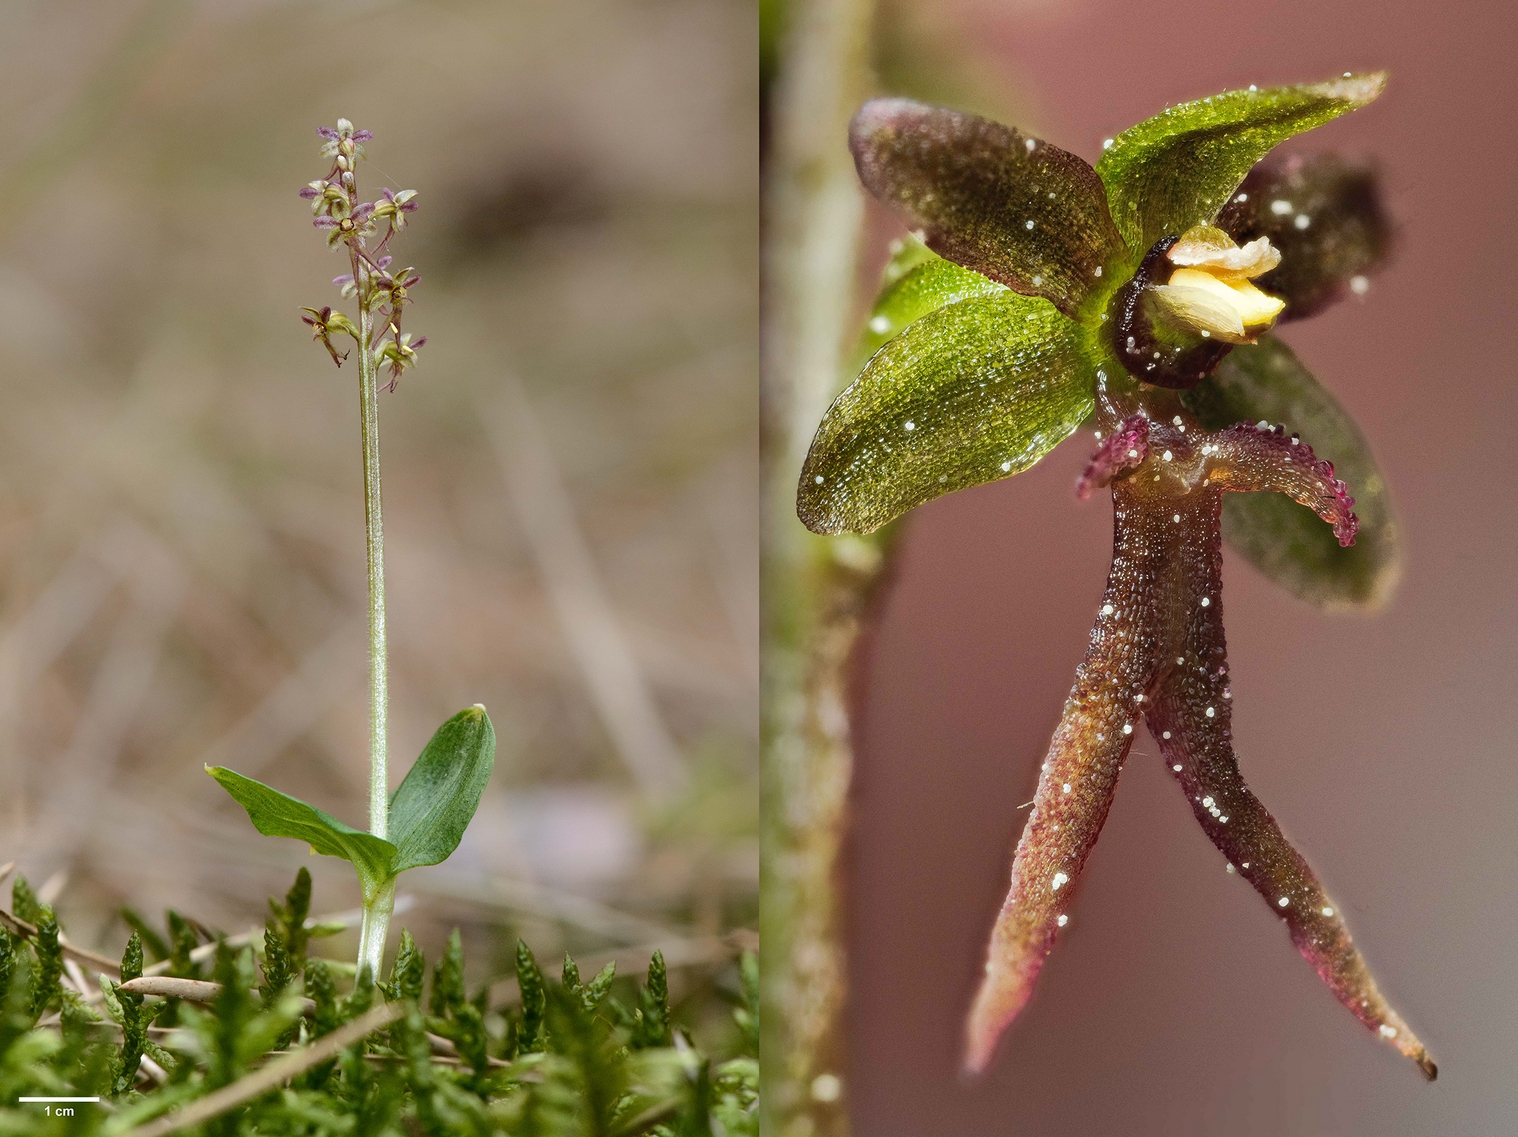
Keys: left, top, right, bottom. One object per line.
{"left": 351, "top": 238, "right": 390, "bottom": 972}
{"left": 760, "top": 0, "right": 876, "bottom": 1129}
{"left": 355, "top": 877, "right": 395, "bottom": 984}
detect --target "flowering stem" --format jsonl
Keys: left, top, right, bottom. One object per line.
{"left": 350, "top": 236, "right": 391, "bottom": 979}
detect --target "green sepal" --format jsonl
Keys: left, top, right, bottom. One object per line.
{"left": 1183, "top": 334, "right": 1399, "bottom": 608}
{"left": 799, "top": 293, "right": 1099, "bottom": 534}
{"left": 854, "top": 239, "right": 1007, "bottom": 365}
{"left": 387, "top": 705, "right": 496, "bottom": 874}
{"left": 1097, "top": 73, "right": 1386, "bottom": 257}
{"left": 206, "top": 765, "right": 398, "bottom": 902}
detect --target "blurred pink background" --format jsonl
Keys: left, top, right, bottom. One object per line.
{"left": 847, "top": 0, "right": 1518, "bottom": 1131}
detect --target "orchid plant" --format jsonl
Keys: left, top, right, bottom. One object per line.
{"left": 208, "top": 120, "right": 494, "bottom": 986}
{"left": 796, "top": 75, "right": 1435, "bottom": 1078}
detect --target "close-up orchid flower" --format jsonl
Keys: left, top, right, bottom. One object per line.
{"left": 795, "top": 73, "right": 1434, "bottom": 1079}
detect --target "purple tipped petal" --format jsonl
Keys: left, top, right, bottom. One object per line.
{"left": 411, "top": 337, "right": 426, "bottom": 349}
{"left": 313, "top": 216, "right": 338, "bottom": 229}
{"left": 317, "top": 125, "right": 339, "bottom": 140}
{"left": 403, "top": 274, "right": 421, "bottom": 288}
{"left": 298, "top": 186, "right": 320, "bottom": 199}
{"left": 1076, "top": 415, "right": 1149, "bottom": 500}
{"left": 849, "top": 98, "right": 1126, "bottom": 318}
{"left": 332, "top": 274, "right": 354, "bottom": 287}
{"left": 399, "top": 199, "right": 418, "bottom": 212}
{"left": 1203, "top": 421, "right": 1358, "bottom": 545}
{"left": 380, "top": 187, "right": 396, "bottom": 202}
{"left": 376, "top": 255, "right": 393, "bottom": 269}
{"left": 353, "top": 202, "right": 375, "bottom": 221}
{"left": 353, "top": 130, "right": 373, "bottom": 141}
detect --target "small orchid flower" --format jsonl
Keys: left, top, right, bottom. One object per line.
{"left": 372, "top": 186, "right": 420, "bottom": 231}
{"left": 796, "top": 74, "right": 1431, "bottom": 1078}
{"left": 299, "top": 304, "right": 358, "bottom": 367}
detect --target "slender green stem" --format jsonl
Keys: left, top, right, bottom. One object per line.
{"left": 355, "top": 877, "right": 395, "bottom": 983}
{"left": 350, "top": 237, "right": 391, "bottom": 975}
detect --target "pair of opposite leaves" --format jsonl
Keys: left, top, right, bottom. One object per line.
{"left": 208, "top": 707, "right": 494, "bottom": 903}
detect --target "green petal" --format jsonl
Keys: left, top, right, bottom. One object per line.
{"left": 1097, "top": 73, "right": 1386, "bottom": 258}
{"left": 855, "top": 239, "right": 1008, "bottom": 364}
{"left": 850, "top": 99, "right": 1127, "bottom": 319}
{"left": 799, "top": 294, "right": 1098, "bottom": 534}
{"left": 206, "top": 766, "right": 398, "bottom": 901}
{"left": 1217, "top": 152, "right": 1391, "bottom": 321}
{"left": 1182, "top": 335, "right": 1399, "bottom": 608}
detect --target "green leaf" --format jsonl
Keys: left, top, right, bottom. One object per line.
{"left": 798, "top": 293, "right": 1100, "bottom": 534}
{"left": 1183, "top": 334, "right": 1399, "bottom": 608}
{"left": 1097, "top": 73, "right": 1385, "bottom": 257}
{"left": 388, "top": 705, "right": 496, "bottom": 874}
{"left": 854, "top": 242, "right": 1007, "bottom": 365}
{"left": 851, "top": 98, "right": 1127, "bottom": 319}
{"left": 206, "top": 766, "right": 398, "bottom": 900}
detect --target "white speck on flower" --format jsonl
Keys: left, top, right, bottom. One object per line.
{"left": 814, "top": 475, "right": 824, "bottom": 484}
{"left": 1052, "top": 872, "right": 1069, "bottom": 890}
{"left": 1350, "top": 274, "right": 1370, "bottom": 295}
{"left": 1095, "top": 266, "right": 1103, "bottom": 277}
{"left": 1128, "top": 448, "right": 1139, "bottom": 458}
{"left": 1294, "top": 214, "right": 1311, "bottom": 230}
{"left": 1176, "top": 657, "right": 1184, "bottom": 666}
{"left": 1278, "top": 896, "right": 1290, "bottom": 907}
{"left": 1242, "top": 862, "right": 1250, "bottom": 869}
{"left": 1094, "top": 430, "right": 1103, "bottom": 440}
{"left": 1032, "top": 274, "right": 1042, "bottom": 286}
{"left": 1025, "top": 137, "right": 1036, "bottom": 152}
{"left": 1162, "top": 450, "right": 1173, "bottom": 461}
{"left": 1025, "top": 219, "right": 1035, "bottom": 230}
{"left": 1205, "top": 707, "right": 1215, "bottom": 718}
{"left": 1219, "top": 816, "right": 1228, "bottom": 823}
{"left": 1173, "top": 416, "right": 1183, "bottom": 426}
{"left": 1102, "top": 603, "right": 1114, "bottom": 615}
{"left": 1200, "top": 597, "right": 1210, "bottom": 607}
{"left": 1173, "top": 514, "right": 1181, "bottom": 523}
{"left": 1057, "top": 914, "right": 1068, "bottom": 927}
{"left": 1062, "top": 782, "right": 1072, "bottom": 793}
{"left": 1322, "top": 907, "right": 1335, "bottom": 917}
{"left": 1201, "top": 796, "right": 1214, "bottom": 808}
{"left": 904, "top": 420, "right": 915, "bottom": 431}
{"left": 1270, "top": 199, "right": 1294, "bottom": 215}
{"left": 1001, "top": 461, "right": 1012, "bottom": 472}
{"left": 1235, "top": 192, "right": 1249, "bottom": 202}
{"left": 1163, "top": 731, "right": 1172, "bottom": 740}
{"left": 1173, "top": 763, "right": 1182, "bottom": 771}
{"left": 1102, "top": 138, "right": 1114, "bottom": 149}
{"left": 1226, "top": 863, "right": 1235, "bottom": 873}
{"left": 1122, "top": 723, "right": 1133, "bottom": 735}
{"left": 1380, "top": 1025, "right": 1398, "bottom": 1039}
{"left": 1249, "top": 84, "right": 1258, "bottom": 91}
{"left": 869, "top": 315, "right": 890, "bottom": 333}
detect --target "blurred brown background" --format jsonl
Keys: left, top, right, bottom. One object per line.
{"left": 0, "top": 0, "right": 756, "bottom": 1014}
{"left": 846, "top": 0, "right": 1518, "bottom": 1132}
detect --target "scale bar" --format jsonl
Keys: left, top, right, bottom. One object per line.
{"left": 19, "top": 1097, "right": 100, "bottom": 1103}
